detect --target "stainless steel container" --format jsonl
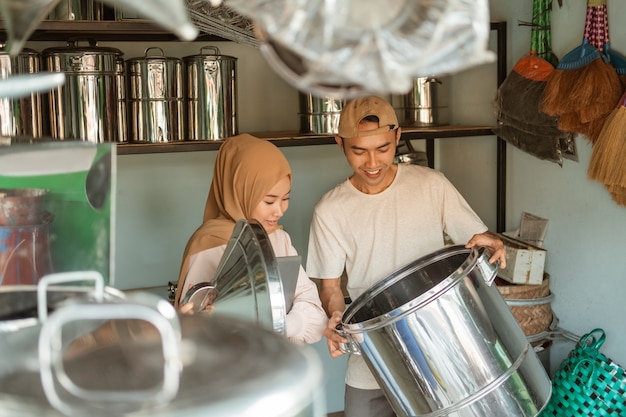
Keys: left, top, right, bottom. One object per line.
{"left": 115, "top": 57, "right": 127, "bottom": 142}
{"left": 398, "top": 76, "right": 449, "bottom": 126}
{"left": 127, "top": 47, "right": 184, "bottom": 142}
{"left": 339, "top": 245, "right": 552, "bottom": 417}
{"left": 43, "top": 40, "right": 122, "bottom": 143}
{"left": 183, "top": 46, "right": 237, "bottom": 141}
{"left": 298, "top": 93, "right": 344, "bottom": 135}
{"left": 0, "top": 48, "right": 45, "bottom": 138}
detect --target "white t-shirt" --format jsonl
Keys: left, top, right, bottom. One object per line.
{"left": 306, "top": 163, "right": 487, "bottom": 389}
{"left": 181, "top": 229, "right": 327, "bottom": 345}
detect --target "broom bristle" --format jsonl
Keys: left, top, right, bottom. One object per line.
{"left": 542, "top": 70, "right": 578, "bottom": 116}
{"left": 588, "top": 107, "right": 626, "bottom": 182}
{"left": 568, "top": 60, "right": 620, "bottom": 107}
{"left": 579, "top": 118, "right": 612, "bottom": 143}
{"left": 557, "top": 112, "right": 584, "bottom": 134}
{"left": 608, "top": 184, "right": 626, "bottom": 207}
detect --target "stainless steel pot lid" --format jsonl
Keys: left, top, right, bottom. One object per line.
{"left": 183, "top": 219, "right": 287, "bottom": 335}
{"left": 0, "top": 303, "right": 324, "bottom": 417}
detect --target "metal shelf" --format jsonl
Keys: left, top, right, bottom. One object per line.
{"left": 0, "top": 19, "right": 226, "bottom": 42}
{"left": 116, "top": 125, "right": 496, "bottom": 155}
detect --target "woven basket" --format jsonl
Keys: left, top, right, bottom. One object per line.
{"left": 541, "top": 329, "right": 626, "bottom": 416}
{"left": 496, "top": 273, "right": 552, "bottom": 339}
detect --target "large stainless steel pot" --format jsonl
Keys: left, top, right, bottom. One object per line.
{"left": 0, "top": 291, "right": 325, "bottom": 417}
{"left": 127, "top": 47, "right": 184, "bottom": 143}
{"left": 183, "top": 46, "right": 238, "bottom": 141}
{"left": 0, "top": 47, "right": 46, "bottom": 138}
{"left": 43, "top": 40, "right": 122, "bottom": 143}
{"left": 339, "top": 245, "right": 551, "bottom": 417}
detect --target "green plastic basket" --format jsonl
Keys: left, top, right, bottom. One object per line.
{"left": 541, "top": 328, "right": 626, "bottom": 416}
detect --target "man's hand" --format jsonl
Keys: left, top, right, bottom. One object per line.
{"left": 324, "top": 310, "right": 347, "bottom": 358}
{"left": 466, "top": 231, "right": 507, "bottom": 269}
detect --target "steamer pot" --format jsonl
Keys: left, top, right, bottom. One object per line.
{"left": 43, "top": 40, "right": 122, "bottom": 143}
{"left": 339, "top": 245, "right": 551, "bottom": 417}
{"left": 127, "top": 47, "right": 184, "bottom": 143}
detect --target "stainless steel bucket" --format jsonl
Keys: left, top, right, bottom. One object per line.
{"left": 43, "top": 40, "right": 122, "bottom": 143}
{"left": 398, "top": 76, "right": 449, "bottom": 126}
{"left": 127, "top": 47, "right": 184, "bottom": 143}
{"left": 0, "top": 48, "right": 45, "bottom": 139}
{"left": 298, "top": 93, "right": 344, "bottom": 135}
{"left": 183, "top": 46, "right": 238, "bottom": 140}
{"left": 340, "top": 245, "right": 551, "bottom": 417}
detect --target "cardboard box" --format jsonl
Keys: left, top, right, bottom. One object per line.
{"left": 498, "top": 233, "right": 546, "bottom": 285}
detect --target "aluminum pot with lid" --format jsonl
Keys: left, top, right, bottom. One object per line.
{"left": 0, "top": 47, "right": 46, "bottom": 139}
{"left": 43, "top": 39, "right": 122, "bottom": 143}
{"left": 127, "top": 47, "right": 184, "bottom": 143}
{"left": 183, "top": 46, "right": 238, "bottom": 141}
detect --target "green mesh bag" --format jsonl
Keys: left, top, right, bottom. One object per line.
{"left": 541, "top": 328, "right": 626, "bottom": 416}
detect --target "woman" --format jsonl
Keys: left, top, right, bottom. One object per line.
{"left": 174, "top": 133, "right": 327, "bottom": 345}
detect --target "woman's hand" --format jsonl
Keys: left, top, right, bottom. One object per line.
{"left": 466, "top": 231, "right": 507, "bottom": 269}
{"left": 178, "top": 301, "right": 215, "bottom": 315}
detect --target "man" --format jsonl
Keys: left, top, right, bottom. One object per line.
{"left": 306, "top": 95, "right": 506, "bottom": 417}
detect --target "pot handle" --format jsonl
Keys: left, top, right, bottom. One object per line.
{"left": 38, "top": 296, "right": 182, "bottom": 416}
{"left": 473, "top": 247, "right": 500, "bottom": 286}
{"left": 37, "top": 270, "right": 106, "bottom": 321}
{"left": 200, "top": 45, "right": 221, "bottom": 56}
{"left": 335, "top": 324, "right": 361, "bottom": 355}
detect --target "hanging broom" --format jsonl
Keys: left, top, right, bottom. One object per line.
{"left": 541, "top": 0, "right": 622, "bottom": 143}
{"left": 587, "top": 90, "right": 626, "bottom": 206}
{"left": 494, "top": 0, "right": 574, "bottom": 165}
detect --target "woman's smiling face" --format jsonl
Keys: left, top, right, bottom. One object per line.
{"left": 251, "top": 174, "right": 291, "bottom": 234}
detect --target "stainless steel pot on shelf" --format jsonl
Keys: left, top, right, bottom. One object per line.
{"left": 43, "top": 40, "right": 122, "bottom": 143}
{"left": 126, "top": 47, "right": 184, "bottom": 143}
{"left": 183, "top": 46, "right": 238, "bottom": 141}
{"left": 0, "top": 47, "right": 46, "bottom": 139}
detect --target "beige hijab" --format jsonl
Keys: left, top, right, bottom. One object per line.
{"left": 174, "top": 133, "right": 292, "bottom": 306}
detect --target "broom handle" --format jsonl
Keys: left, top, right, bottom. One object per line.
{"left": 584, "top": 0, "right": 607, "bottom": 51}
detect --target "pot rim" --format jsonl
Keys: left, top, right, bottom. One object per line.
{"left": 341, "top": 245, "right": 490, "bottom": 333}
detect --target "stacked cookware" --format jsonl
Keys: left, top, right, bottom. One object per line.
{"left": 36, "top": 42, "right": 238, "bottom": 143}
